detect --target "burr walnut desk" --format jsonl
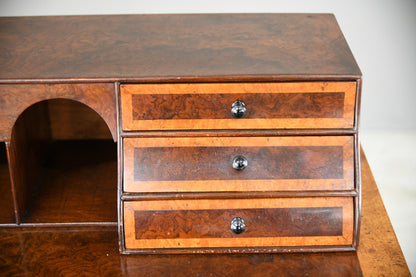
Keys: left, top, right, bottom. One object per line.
{"left": 0, "top": 14, "right": 362, "bottom": 254}
{"left": 0, "top": 150, "right": 410, "bottom": 276}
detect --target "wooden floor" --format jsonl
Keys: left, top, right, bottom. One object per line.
{"left": 0, "top": 148, "right": 410, "bottom": 276}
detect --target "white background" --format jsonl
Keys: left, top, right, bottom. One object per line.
{"left": 1, "top": 0, "right": 415, "bottom": 274}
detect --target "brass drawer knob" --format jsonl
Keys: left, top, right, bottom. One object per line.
{"left": 231, "top": 217, "right": 246, "bottom": 234}
{"left": 232, "top": 156, "right": 248, "bottom": 170}
{"left": 231, "top": 100, "right": 247, "bottom": 118}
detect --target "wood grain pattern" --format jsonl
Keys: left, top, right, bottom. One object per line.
{"left": 131, "top": 93, "right": 345, "bottom": 119}
{"left": 0, "top": 227, "right": 362, "bottom": 276}
{"left": 133, "top": 207, "right": 343, "bottom": 239}
{"left": 0, "top": 142, "right": 14, "bottom": 223}
{"left": 122, "top": 252, "right": 362, "bottom": 276}
{"left": 0, "top": 83, "right": 117, "bottom": 141}
{"left": 124, "top": 197, "right": 354, "bottom": 249}
{"left": 123, "top": 136, "right": 354, "bottom": 192}
{"left": 0, "top": 227, "right": 122, "bottom": 276}
{"left": 132, "top": 146, "right": 344, "bottom": 181}
{"left": 0, "top": 14, "right": 361, "bottom": 83}
{"left": 6, "top": 101, "right": 51, "bottom": 224}
{"left": 357, "top": 149, "right": 411, "bottom": 276}
{"left": 121, "top": 82, "right": 357, "bottom": 130}
{"left": 47, "top": 99, "right": 113, "bottom": 140}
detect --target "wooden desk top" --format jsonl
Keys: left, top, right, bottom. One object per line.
{"left": 0, "top": 14, "right": 360, "bottom": 83}
{"left": 0, "top": 148, "right": 410, "bottom": 276}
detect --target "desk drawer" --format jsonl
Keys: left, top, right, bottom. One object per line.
{"left": 123, "top": 136, "right": 354, "bottom": 192}
{"left": 120, "top": 82, "right": 356, "bottom": 131}
{"left": 123, "top": 197, "right": 354, "bottom": 250}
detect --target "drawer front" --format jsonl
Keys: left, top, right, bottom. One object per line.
{"left": 123, "top": 136, "right": 354, "bottom": 192}
{"left": 124, "top": 197, "right": 354, "bottom": 250}
{"left": 120, "top": 82, "right": 356, "bottom": 131}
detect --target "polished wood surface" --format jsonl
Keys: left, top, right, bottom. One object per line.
{"left": 0, "top": 83, "right": 117, "bottom": 141}
{"left": 0, "top": 14, "right": 361, "bottom": 83}
{"left": 132, "top": 146, "right": 344, "bottom": 180}
{"left": 131, "top": 93, "right": 345, "bottom": 119}
{"left": 123, "top": 136, "right": 354, "bottom": 192}
{"left": 124, "top": 197, "right": 353, "bottom": 250}
{"left": 133, "top": 208, "right": 343, "bottom": 239}
{"left": 0, "top": 226, "right": 362, "bottom": 276}
{"left": 121, "top": 82, "right": 357, "bottom": 130}
{"left": 0, "top": 149, "right": 409, "bottom": 276}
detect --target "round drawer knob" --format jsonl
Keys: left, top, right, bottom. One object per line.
{"left": 231, "top": 217, "right": 246, "bottom": 234}
{"left": 232, "top": 156, "right": 248, "bottom": 170}
{"left": 231, "top": 100, "right": 247, "bottom": 118}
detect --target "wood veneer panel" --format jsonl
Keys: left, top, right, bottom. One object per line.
{"left": 132, "top": 146, "right": 343, "bottom": 181}
{"left": 123, "top": 136, "right": 354, "bottom": 192}
{"left": 47, "top": 99, "right": 113, "bottom": 140}
{"left": 0, "top": 14, "right": 360, "bottom": 82}
{"left": 131, "top": 92, "right": 345, "bottom": 119}
{"left": 121, "top": 82, "right": 357, "bottom": 130}
{"left": 0, "top": 143, "right": 14, "bottom": 223}
{"left": 0, "top": 83, "right": 117, "bottom": 141}
{"left": 133, "top": 207, "right": 343, "bottom": 239}
{"left": 124, "top": 197, "right": 354, "bottom": 249}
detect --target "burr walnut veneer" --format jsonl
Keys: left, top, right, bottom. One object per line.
{"left": 0, "top": 14, "right": 362, "bottom": 254}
